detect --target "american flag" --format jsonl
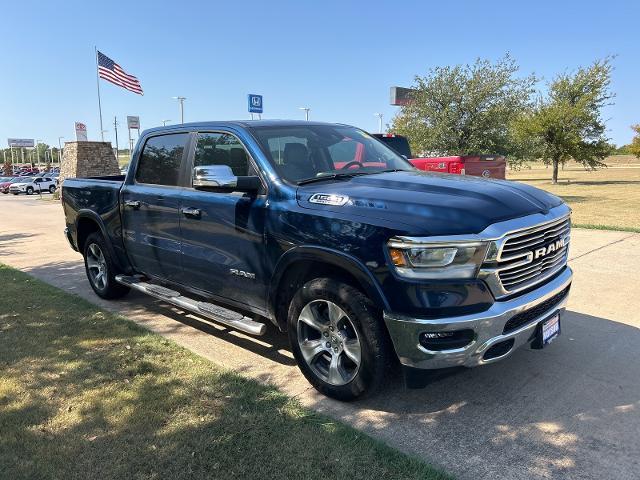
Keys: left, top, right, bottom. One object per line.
{"left": 97, "top": 51, "right": 143, "bottom": 95}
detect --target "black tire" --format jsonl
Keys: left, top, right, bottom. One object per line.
{"left": 26, "top": 187, "right": 34, "bottom": 195}
{"left": 49, "top": 185, "right": 56, "bottom": 193}
{"left": 12, "top": 192, "right": 19, "bottom": 195}
{"left": 287, "top": 277, "right": 391, "bottom": 401}
{"left": 82, "top": 232, "right": 130, "bottom": 300}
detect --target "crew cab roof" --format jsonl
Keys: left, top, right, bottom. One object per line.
{"left": 141, "top": 119, "right": 347, "bottom": 137}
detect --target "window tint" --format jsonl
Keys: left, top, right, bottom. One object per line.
{"left": 193, "top": 133, "right": 249, "bottom": 177}
{"left": 136, "top": 133, "right": 188, "bottom": 186}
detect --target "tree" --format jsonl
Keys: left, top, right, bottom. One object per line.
{"left": 512, "top": 58, "right": 614, "bottom": 184}
{"left": 390, "top": 55, "right": 536, "bottom": 158}
{"left": 629, "top": 125, "right": 640, "bottom": 159}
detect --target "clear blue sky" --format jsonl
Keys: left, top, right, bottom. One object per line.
{"left": 1, "top": 0, "right": 638, "bottom": 148}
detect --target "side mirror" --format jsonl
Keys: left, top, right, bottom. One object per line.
{"left": 193, "top": 165, "right": 261, "bottom": 193}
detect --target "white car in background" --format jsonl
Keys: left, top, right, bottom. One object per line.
{"left": 9, "top": 176, "right": 57, "bottom": 195}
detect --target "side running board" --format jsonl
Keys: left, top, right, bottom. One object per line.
{"left": 115, "top": 275, "right": 266, "bottom": 336}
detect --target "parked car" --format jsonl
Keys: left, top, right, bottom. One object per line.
{"left": 62, "top": 120, "right": 572, "bottom": 400}
{"left": 373, "top": 133, "right": 506, "bottom": 179}
{"left": 1, "top": 176, "right": 31, "bottom": 194}
{"left": 9, "top": 176, "right": 57, "bottom": 195}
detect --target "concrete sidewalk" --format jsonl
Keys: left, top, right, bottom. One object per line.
{"left": 1, "top": 195, "right": 638, "bottom": 480}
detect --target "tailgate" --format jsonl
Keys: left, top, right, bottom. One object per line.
{"left": 463, "top": 156, "right": 506, "bottom": 179}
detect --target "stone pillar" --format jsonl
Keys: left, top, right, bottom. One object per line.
{"left": 59, "top": 141, "right": 120, "bottom": 186}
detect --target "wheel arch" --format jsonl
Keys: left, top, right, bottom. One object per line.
{"left": 268, "top": 246, "right": 390, "bottom": 331}
{"left": 75, "top": 211, "right": 128, "bottom": 272}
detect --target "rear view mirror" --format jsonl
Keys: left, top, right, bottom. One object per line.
{"left": 193, "top": 165, "right": 261, "bottom": 193}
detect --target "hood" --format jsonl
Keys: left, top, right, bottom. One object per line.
{"left": 296, "top": 170, "right": 563, "bottom": 236}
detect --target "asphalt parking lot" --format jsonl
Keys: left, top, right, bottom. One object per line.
{"left": 1, "top": 194, "right": 638, "bottom": 480}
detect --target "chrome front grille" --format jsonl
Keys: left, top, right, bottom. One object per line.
{"left": 494, "top": 216, "right": 571, "bottom": 294}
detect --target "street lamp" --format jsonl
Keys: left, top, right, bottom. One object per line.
{"left": 299, "top": 107, "right": 311, "bottom": 121}
{"left": 162, "top": 119, "right": 171, "bottom": 126}
{"left": 173, "top": 96, "right": 187, "bottom": 124}
{"left": 374, "top": 113, "right": 384, "bottom": 134}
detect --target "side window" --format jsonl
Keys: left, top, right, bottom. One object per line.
{"left": 193, "top": 133, "right": 249, "bottom": 178}
{"left": 136, "top": 133, "right": 188, "bottom": 186}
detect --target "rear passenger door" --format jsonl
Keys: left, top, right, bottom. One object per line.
{"left": 121, "top": 133, "right": 190, "bottom": 282}
{"left": 179, "top": 131, "right": 268, "bottom": 311}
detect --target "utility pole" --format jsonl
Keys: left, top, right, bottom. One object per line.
{"left": 173, "top": 96, "right": 186, "bottom": 124}
{"left": 162, "top": 119, "right": 171, "bottom": 126}
{"left": 299, "top": 107, "right": 310, "bottom": 121}
{"left": 374, "top": 113, "right": 384, "bottom": 133}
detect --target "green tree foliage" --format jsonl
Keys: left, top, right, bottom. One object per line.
{"left": 390, "top": 55, "right": 536, "bottom": 158}
{"left": 512, "top": 58, "right": 614, "bottom": 183}
{"left": 629, "top": 125, "right": 640, "bottom": 159}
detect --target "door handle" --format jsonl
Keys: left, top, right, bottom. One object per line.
{"left": 181, "top": 207, "right": 201, "bottom": 218}
{"left": 124, "top": 200, "right": 141, "bottom": 209}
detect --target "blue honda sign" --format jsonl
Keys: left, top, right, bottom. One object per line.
{"left": 248, "top": 94, "right": 263, "bottom": 114}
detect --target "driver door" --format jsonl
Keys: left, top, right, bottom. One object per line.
{"left": 179, "top": 131, "right": 268, "bottom": 311}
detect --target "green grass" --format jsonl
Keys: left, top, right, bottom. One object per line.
{"left": 573, "top": 223, "right": 640, "bottom": 233}
{"left": 0, "top": 264, "right": 450, "bottom": 480}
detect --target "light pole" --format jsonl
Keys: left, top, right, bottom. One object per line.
{"left": 173, "top": 97, "right": 186, "bottom": 124}
{"left": 162, "top": 119, "right": 171, "bottom": 126}
{"left": 374, "top": 113, "right": 384, "bottom": 133}
{"left": 299, "top": 107, "right": 310, "bottom": 121}
{"left": 58, "top": 137, "right": 64, "bottom": 166}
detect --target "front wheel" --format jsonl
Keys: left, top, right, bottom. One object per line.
{"left": 83, "top": 232, "right": 130, "bottom": 299}
{"left": 49, "top": 185, "right": 56, "bottom": 193}
{"left": 287, "top": 278, "right": 392, "bottom": 401}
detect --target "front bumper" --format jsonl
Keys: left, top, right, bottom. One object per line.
{"left": 383, "top": 266, "right": 572, "bottom": 369}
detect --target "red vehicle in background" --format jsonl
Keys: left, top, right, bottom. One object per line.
{"left": 373, "top": 133, "right": 506, "bottom": 179}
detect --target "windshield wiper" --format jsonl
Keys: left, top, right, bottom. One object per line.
{"left": 297, "top": 172, "right": 368, "bottom": 185}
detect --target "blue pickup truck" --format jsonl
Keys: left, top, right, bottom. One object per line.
{"left": 62, "top": 120, "right": 572, "bottom": 400}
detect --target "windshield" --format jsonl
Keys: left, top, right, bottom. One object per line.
{"left": 251, "top": 124, "right": 414, "bottom": 183}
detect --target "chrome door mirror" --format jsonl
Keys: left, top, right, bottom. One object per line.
{"left": 192, "top": 164, "right": 262, "bottom": 193}
{"left": 193, "top": 165, "right": 237, "bottom": 189}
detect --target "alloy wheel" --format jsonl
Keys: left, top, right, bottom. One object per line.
{"left": 297, "top": 299, "right": 362, "bottom": 386}
{"left": 86, "top": 243, "right": 108, "bottom": 290}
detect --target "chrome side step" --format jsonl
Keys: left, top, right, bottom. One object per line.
{"left": 115, "top": 275, "right": 266, "bottom": 336}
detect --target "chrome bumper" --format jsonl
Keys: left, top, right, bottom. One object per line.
{"left": 383, "top": 267, "right": 573, "bottom": 369}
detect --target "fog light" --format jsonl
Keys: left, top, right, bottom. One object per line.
{"left": 419, "top": 330, "right": 474, "bottom": 351}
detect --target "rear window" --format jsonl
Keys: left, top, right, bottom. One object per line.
{"left": 136, "top": 133, "right": 189, "bottom": 186}
{"left": 374, "top": 135, "right": 412, "bottom": 158}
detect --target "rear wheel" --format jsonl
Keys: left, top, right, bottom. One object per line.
{"left": 26, "top": 187, "right": 34, "bottom": 195}
{"left": 83, "top": 232, "right": 130, "bottom": 299}
{"left": 287, "top": 277, "right": 391, "bottom": 401}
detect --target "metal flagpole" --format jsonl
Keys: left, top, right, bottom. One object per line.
{"left": 95, "top": 46, "right": 104, "bottom": 141}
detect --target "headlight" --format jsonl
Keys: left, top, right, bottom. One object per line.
{"left": 387, "top": 238, "right": 488, "bottom": 279}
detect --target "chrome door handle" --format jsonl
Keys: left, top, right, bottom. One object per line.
{"left": 124, "top": 200, "right": 141, "bottom": 209}
{"left": 181, "top": 207, "right": 201, "bottom": 218}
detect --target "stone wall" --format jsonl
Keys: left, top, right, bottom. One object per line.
{"left": 59, "top": 141, "right": 119, "bottom": 186}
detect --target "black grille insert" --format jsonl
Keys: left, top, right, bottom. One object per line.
{"left": 502, "top": 286, "right": 570, "bottom": 334}
{"left": 483, "top": 339, "right": 515, "bottom": 360}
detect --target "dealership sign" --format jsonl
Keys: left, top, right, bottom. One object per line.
{"left": 390, "top": 86, "right": 417, "bottom": 106}
{"left": 75, "top": 122, "right": 88, "bottom": 141}
{"left": 127, "top": 116, "right": 140, "bottom": 129}
{"left": 248, "top": 94, "right": 263, "bottom": 114}
{"left": 7, "top": 138, "right": 35, "bottom": 148}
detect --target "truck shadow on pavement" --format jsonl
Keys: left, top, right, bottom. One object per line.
{"left": 312, "top": 309, "right": 640, "bottom": 480}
